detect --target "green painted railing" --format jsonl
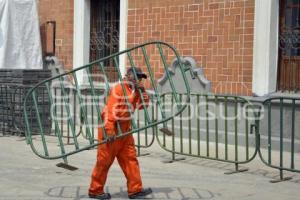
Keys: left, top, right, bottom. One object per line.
{"left": 259, "top": 97, "right": 300, "bottom": 182}
{"left": 23, "top": 41, "right": 192, "bottom": 163}
{"left": 155, "top": 93, "right": 260, "bottom": 172}
{"left": 21, "top": 41, "right": 300, "bottom": 181}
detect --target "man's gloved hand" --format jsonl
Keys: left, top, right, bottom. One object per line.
{"left": 104, "top": 130, "right": 116, "bottom": 143}
{"left": 106, "top": 135, "right": 116, "bottom": 143}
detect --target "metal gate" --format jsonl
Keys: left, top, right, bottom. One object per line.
{"left": 23, "top": 41, "right": 193, "bottom": 165}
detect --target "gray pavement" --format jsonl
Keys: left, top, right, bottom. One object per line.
{"left": 0, "top": 135, "right": 300, "bottom": 200}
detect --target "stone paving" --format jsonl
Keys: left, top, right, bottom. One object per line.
{"left": 0, "top": 135, "right": 300, "bottom": 200}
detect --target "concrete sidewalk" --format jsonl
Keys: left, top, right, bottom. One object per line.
{"left": 0, "top": 135, "right": 300, "bottom": 200}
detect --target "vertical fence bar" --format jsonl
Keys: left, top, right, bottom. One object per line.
{"left": 24, "top": 93, "right": 33, "bottom": 144}
{"left": 151, "top": 103, "right": 155, "bottom": 141}
{"left": 151, "top": 102, "right": 155, "bottom": 145}
{"left": 73, "top": 90, "right": 77, "bottom": 142}
{"left": 279, "top": 98, "right": 284, "bottom": 177}
{"left": 215, "top": 96, "right": 219, "bottom": 159}
{"left": 245, "top": 104, "right": 249, "bottom": 160}
{"left": 162, "top": 95, "right": 166, "bottom": 147}
{"left": 91, "top": 92, "right": 94, "bottom": 138}
{"left": 41, "top": 87, "right": 46, "bottom": 134}
{"left": 234, "top": 97, "right": 238, "bottom": 164}
{"left": 155, "top": 101, "right": 159, "bottom": 140}
{"left": 85, "top": 90, "right": 88, "bottom": 138}
{"left": 268, "top": 101, "right": 272, "bottom": 164}
{"left": 137, "top": 110, "right": 141, "bottom": 156}
{"left": 206, "top": 95, "right": 209, "bottom": 157}
{"left": 85, "top": 67, "right": 107, "bottom": 138}
{"left": 145, "top": 111, "right": 148, "bottom": 146}
{"left": 60, "top": 92, "right": 64, "bottom": 138}
{"left": 98, "top": 61, "right": 121, "bottom": 136}
{"left": 156, "top": 44, "right": 180, "bottom": 108}
{"left": 180, "top": 94, "right": 183, "bottom": 154}
{"left": 67, "top": 89, "right": 70, "bottom": 141}
{"left": 172, "top": 96, "right": 175, "bottom": 160}
{"left": 225, "top": 97, "right": 228, "bottom": 160}
{"left": 141, "top": 46, "right": 169, "bottom": 129}
{"left": 57, "top": 76, "right": 79, "bottom": 149}
{"left": 54, "top": 87, "right": 57, "bottom": 136}
{"left": 188, "top": 98, "right": 192, "bottom": 154}
{"left": 291, "top": 99, "right": 295, "bottom": 169}
{"left": 45, "top": 83, "right": 67, "bottom": 162}
{"left": 98, "top": 62, "right": 110, "bottom": 98}
{"left": 72, "top": 72, "right": 94, "bottom": 144}
{"left": 197, "top": 95, "right": 200, "bottom": 156}
{"left": 32, "top": 90, "right": 49, "bottom": 156}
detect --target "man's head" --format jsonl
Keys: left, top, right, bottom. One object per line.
{"left": 126, "top": 67, "right": 147, "bottom": 83}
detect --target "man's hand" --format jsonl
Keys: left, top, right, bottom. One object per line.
{"left": 105, "top": 130, "right": 116, "bottom": 143}
{"left": 135, "top": 82, "right": 145, "bottom": 92}
{"left": 106, "top": 135, "right": 116, "bottom": 143}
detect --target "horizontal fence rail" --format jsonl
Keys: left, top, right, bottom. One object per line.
{"left": 23, "top": 41, "right": 192, "bottom": 161}
{"left": 259, "top": 97, "right": 300, "bottom": 182}
{"left": 154, "top": 93, "right": 260, "bottom": 168}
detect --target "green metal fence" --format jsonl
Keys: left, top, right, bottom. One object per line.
{"left": 23, "top": 41, "right": 192, "bottom": 164}
{"left": 21, "top": 41, "right": 300, "bottom": 181}
{"left": 259, "top": 97, "right": 300, "bottom": 182}
{"left": 154, "top": 93, "right": 260, "bottom": 172}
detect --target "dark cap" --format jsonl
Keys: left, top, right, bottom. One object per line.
{"left": 127, "top": 67, "right": 147, "bottom": 79}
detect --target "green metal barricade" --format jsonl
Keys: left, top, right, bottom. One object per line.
{"left": 50, "top": 86, "right": 156, "bottom": 152}
{"left": 259, "top": 97, "right": 300, "bottom": 182}
{"left": 156, "top": 93, "right": 260, "bottom": 172}
{"left": 23, "top": 41, "right": 192, "bottom": 166}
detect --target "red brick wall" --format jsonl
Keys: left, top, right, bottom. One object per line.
{"left": 128, "top": 0, "right": 255, "bottom": 95}
{"left": 37, "top": 0, "right": 74, "bottom": 71}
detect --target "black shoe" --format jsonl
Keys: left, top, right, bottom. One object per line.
{"left": 128, "top": 188, "right": 152, "bottom": 199}
{"left": 88, "top": 193, "right": 111, "bottom": 200}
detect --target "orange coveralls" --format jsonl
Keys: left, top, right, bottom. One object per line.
{"left": 89, "top": 82, "right": 150, "bottom": 196}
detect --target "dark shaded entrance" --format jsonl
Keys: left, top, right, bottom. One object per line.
{"left": 277, "top": 0, "right": 300, "bottom": 92}
{"left": 90, "top": 0, "right": 120, "bottom": 82}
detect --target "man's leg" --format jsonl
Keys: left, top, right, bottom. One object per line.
{"left": 116, "top": 135, "right": 143, "bottom": 196}
{"left": 89, "top": 129, "right": 116, "bottom": 196}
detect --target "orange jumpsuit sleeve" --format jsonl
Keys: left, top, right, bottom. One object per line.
{"left": 133, "top": 90, "right": 150, "bottom": 110}
{"left": 104, "top": 85, "right": 122, "bottom": 135}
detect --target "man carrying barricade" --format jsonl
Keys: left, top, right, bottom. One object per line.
{"left": 89, "top": 67, "right": 153, "bottom": 200}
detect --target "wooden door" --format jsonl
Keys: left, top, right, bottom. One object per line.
{"left": 277, "top": 0, "right": 300, "bottom": 92}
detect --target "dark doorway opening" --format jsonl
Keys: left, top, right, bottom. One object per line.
{"left": 277, "top": 0, "right": 300, "bottom": 92}
{"left": 90, "top": 0, "right": 120, "bottom": 81}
